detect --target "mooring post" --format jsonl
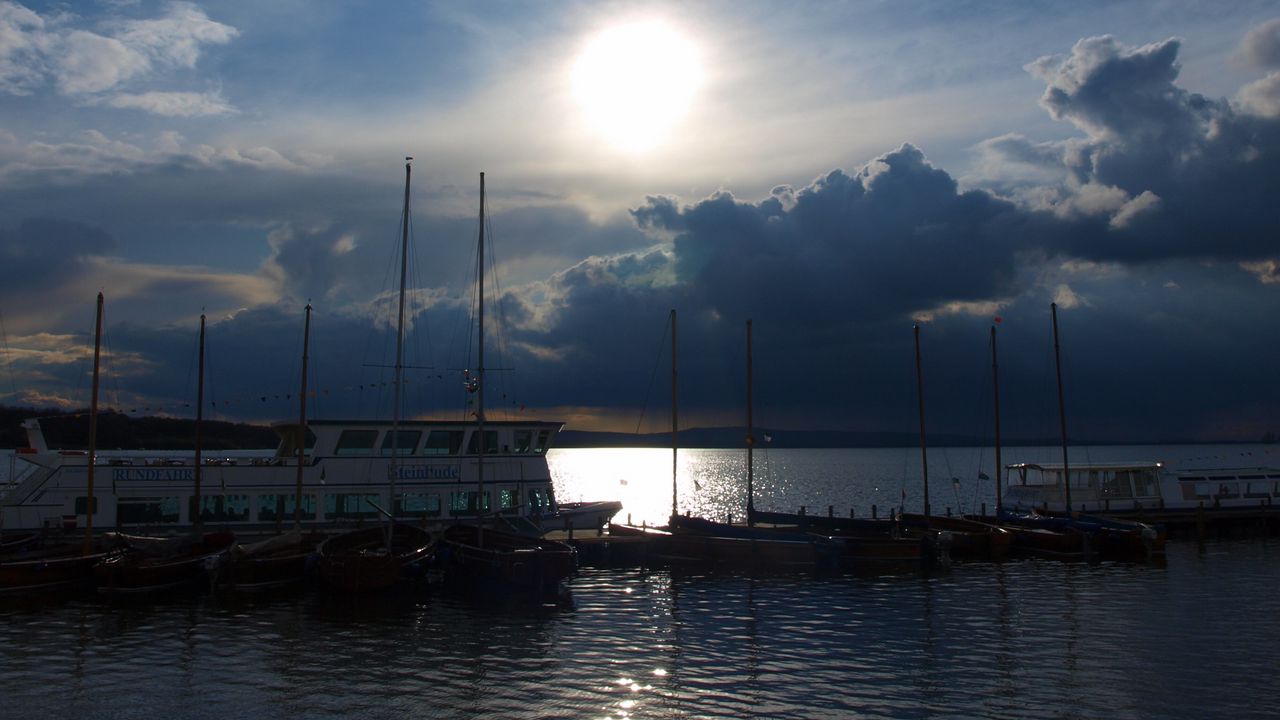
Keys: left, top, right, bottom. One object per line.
{"left": 872, "top": 504, "right": 878, "bottom": 519}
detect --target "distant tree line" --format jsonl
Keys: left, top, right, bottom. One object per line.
{"left": 0, "top": 405, "right": 278, "bottom": 450}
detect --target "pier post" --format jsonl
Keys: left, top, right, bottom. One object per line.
{"left": 1196, "top": 501, "right": 1206, "bottom": 547}
{"left": 828, "top": 505, "right": 834, "bottom": 518}
{"left": 981, "top": 502, "right": 986, "bottom": 518}
{"left": 872, "top": 504, "right": 877, "bottom": 519}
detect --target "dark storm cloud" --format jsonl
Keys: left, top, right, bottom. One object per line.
{"left": 631, "top": 145, "right": 1028, "bottom": 328}
{"left": 983, "top": 34, "right": 1280, "bottom": 265}
{"left": 0, "top": 218, "right": 115, "bottom": 290}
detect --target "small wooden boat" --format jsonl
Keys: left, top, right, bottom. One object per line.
{"left": 220, "top": 530, "right": 323, "bottom": 592}
{"left": 0, "top": 539, "right": 122, "bottom": 596}
{"left": 747, "top": 508, "right": 941, "bottom": 571}
{"left": 316, "top": 523, "right": 434, "bottom": 593}
{"left": 656, "top": 514, "right": 843, "bottom": 571}
{"left": 95, "top": 531, "right": 236, "bottom": 595}
{"left": 437, "top": 524, "right": 576, "bottom": 594}
{"left": 900, "top": 513, "right": 1013, "bottom": 561}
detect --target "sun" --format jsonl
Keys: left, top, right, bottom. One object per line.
{"left": 572, "top": 21, "right": 703, "bottom": 154}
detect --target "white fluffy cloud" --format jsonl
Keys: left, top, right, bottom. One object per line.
{"left": 0, "top": 1, "right": 236, "bottom": 114}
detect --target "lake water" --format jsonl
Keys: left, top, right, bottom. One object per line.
{"left": 3, "top": 446, "right": 1280, "bottom": 719}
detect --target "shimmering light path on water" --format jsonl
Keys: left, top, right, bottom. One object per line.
{"left": 3, "top": 539, "right": 1279, "bottom": 720}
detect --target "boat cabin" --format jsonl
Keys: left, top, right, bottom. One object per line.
{"left": 1003, "top": 462, "right": 1164, "bottom": 512}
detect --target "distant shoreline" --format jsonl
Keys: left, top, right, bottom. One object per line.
{"left": 2, "top": 405, "right": 1269, "bottom": 450}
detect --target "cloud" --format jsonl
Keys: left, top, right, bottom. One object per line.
{"left": 1237, "top": 18, "right": 1280, "bottom": 69}
{"left": 0, "top": 1, "right": 237, "bottom": 113}
{"left": 1238, "top": 72, "right": 1280, "bottom": 118}
{"left": 104, "top": 89, "right": 235, "bottom": 117}
{"left": 981, "top": 31, "right": 1280, "bottom": 265}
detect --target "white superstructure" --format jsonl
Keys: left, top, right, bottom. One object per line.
{"left": 2, "top": 417, "right": 618, "bottom": 535}
{"left": 1002, "top": 461, "right": 1280, "bottom": 514}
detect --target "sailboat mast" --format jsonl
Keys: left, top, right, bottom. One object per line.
{"left": 294, "top": 303, "right": 311, "bottom": 529}
{"left": 83, "top": 292, "right": 103, "bottom": 555}
{"left": 193, "top": 312, "right": 205, "bottom": 535}
{"left": 746, "top": 319, "right": 754, "bottom": 526}
{"left": 991, "top": 324, "right": 1003, "bottom": 516}
{"left": 389, "top": 157, "right": 412, "bottom": 541}
{"left": 914, "top": 324, "right": 930, "bottom": 517}
{"left": 1051, "top": 302, "right": 1072, "bottom": 512}
{"left": 670, "top": 309, "right": 678, "bottom": 519}
{"left": 476, "top": 172, "right": 486, "bottom": 519}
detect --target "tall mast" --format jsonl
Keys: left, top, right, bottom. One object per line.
{"left": 294, "top": 303, "right": 311, "bottom": 530}
{"left": 193, "top": 311, "right": 205, "bottom": 535}
{"left": 991, "top": 324, "right": 1003, "bottom": 516}
{"left": 746, "top": 319, "right": 754, "bottom": 526}
{"left": 914, "top": 324, "right": 930, "bottom": 517}
{"left": 1051, "top": 302, "right": 1072, "bottom": 512}
{"left": 390, "top": 157, "right": 413, "bottom": 542}
{"left": 670, "top": 308, "right": 678, "bottom": 519}
{"left": 476, "top": 172, "right": 486, "bottom": 522}
{"left": 82, "top": 292, "right": 103, "bottom": 555}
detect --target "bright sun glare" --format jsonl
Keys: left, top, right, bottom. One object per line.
{"left": 572, "top": 21, "right": 703, "bottom": 154}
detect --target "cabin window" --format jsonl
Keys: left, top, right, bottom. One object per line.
{"left": 529, "top": 487, "right": 553, "bottom": 512}
{"left": 1244, "top": 482, "right": 1271, "bottom": 498}
{"left": 191, "top": 495, "right": 251, "bottom": 523}
{"left": 274, "top": 426, "right": 317, "bottom": 459}
{"left": 1212, "top": 480, "right": 1240, "bottom": 499}
{"left": 499, "top": 488, "right": 520, "bottom": 512}
{"left": 466, "top": 430, "right": 499, "bottom": 455}
{"left": 74, "top": 496, "right": 99, "bottom": 515}
{"left": 513, "top": 430, "right": 532, "bottom": 454}
{"left": 1101, "top": 471, "right": 1133, "bottom": 499}
{"left": 335, "top": 430, "right": 378, "bottom": 456}
{"left": 533, "top": 430, "right": 551, "bottom": 454}
{"left": 324, "top": 493, "right": 383, "bottom": 519}
{"left": 379, "top": 430, "right": 422, "bottom": 456}
{"left": 397, "top": 492, "right": 441, "bottom": 517}
{"left": 449, "top": 490, "right": 490, "bottom": 515}
{"left": 257, "top": 494, "right": 317, "bottom": 522}
{"left": 422, "top": 430, "right": 465, "bottom": 456}
{"left": 118, "top": 497, "right": 180, "bottom": 524}
{"left": 1132, "top": 469, "right": 1159, "bottom": 497}
{"left": 1188, "top": 480, "right": 1213, "bottom": 500}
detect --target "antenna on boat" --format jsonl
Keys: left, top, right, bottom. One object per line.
{"left": 83, "top": 292, "right": 103, "bottom": 556}
{"left": 1051, "top": 303, "right": 1072, "bottom": 513}
{"left": 295, "top": 303, "right": 311, "bottom": 530}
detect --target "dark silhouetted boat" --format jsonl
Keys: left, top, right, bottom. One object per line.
{"left": 94, "top": 531, "right": 236, "bottom": 595}
{"left": 316, "top": 523, "right": 434, "bottom": 592}
{"left": 437, "top": 524, "right": 576, "bottom": 593}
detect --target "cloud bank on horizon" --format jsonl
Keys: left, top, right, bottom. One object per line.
{"left": 1, "top": 1, "right": 1278, "bottom": 442}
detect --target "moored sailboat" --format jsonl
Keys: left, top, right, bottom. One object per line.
{"left": 0, "top": 293, "right": 121, "bottom": 596}
{"left": 316, "top": 158, "right": 436, "bottom": 592}
{"left": 433, "top": 172, "right": 577, "bottom": 592}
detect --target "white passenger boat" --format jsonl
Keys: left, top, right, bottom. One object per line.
{"left": 2, "top": 417, "right": 620, "bottom": 535}
{"left": 1002, "top": 461, "right": 1280, "bottom": 515}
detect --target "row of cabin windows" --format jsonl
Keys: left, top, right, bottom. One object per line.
{"left": 89, "top": 488, "right": 556, "bottom": 523}
{"left": 1022, "top": 469, "right": 1162, "bottom": 498}
{"left": 332, "top": 429, "right": 552, "bottom": 457}
{"left": 1183, "top": 475, "right": 1280, "bottom": 500}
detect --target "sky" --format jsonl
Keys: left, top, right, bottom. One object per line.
{"left": 2, "top": 0, "right": 1280, "bottom": 443}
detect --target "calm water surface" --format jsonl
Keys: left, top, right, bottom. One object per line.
{"left": 2, "top": 446, "right": 1279, "bottom": 719}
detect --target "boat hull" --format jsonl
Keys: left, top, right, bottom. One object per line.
{"left": 316, "top": 524, "right": 434, "bottom": 593}
{"left": 438, "top": 524, "right": 576, "bottom": 593}
{"left": 95, "top": 532, "right": 235, "bottom": 595}
{"left": 0, "top": 544, "right": 114, "bottom": 596}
